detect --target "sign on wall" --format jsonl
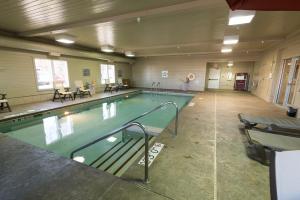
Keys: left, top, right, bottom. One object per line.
{"left": 161, "top": 70, "right": 168, "bottom": 78}
{"left": 83, "top": 68, "right": 90, "bottom": 76}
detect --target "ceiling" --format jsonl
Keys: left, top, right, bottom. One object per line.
{"left": 0, "top": 0, "right": 300, "bottom": 58}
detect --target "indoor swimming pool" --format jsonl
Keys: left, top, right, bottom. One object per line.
{"left": 0, "top": 91, "right": 192, "bottom": 175}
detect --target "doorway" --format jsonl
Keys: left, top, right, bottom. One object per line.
{"left": 276, "top": 57, "right": 300, "bottom": 106}
{"left": 207, "top": 67, "right": 221, "bottom": 89}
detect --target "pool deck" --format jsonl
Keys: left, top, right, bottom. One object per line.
{"left": 0, "top": 134, "right": 165, "bottom": 200}
{"left": 0, "top": 89, "right": 139, "bottom": 121}
{"left": 0, "top": 91, "right": 287, "bottom": 200}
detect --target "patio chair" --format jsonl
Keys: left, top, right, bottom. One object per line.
{"left": 0, "top": 93, "right": 11, "bottom": 112}
{"left": 104, "top": 83, "right": 119, "bottom": 93}
{"left": 52, "top": 82, "right": 74, "bottom": 103}
{"left": 74, "top": 80, "right": 91, "bottom": 98}
{"left": 117, "top": 78, "right": 129, "bottom": 90}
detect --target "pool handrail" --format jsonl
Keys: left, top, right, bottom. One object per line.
{"left": 70, "top": 121, "right": 150, "bottom": 183}
{"left": 151, "top": 82, "right": 156, "bottom": 93}
{"left": 123, "top": 101, "right": 179, "bottom": 136}
{"left": 70, "top": 101, "right": 179, "bottom": 183}
{"left": 156, "top": 82, "right": 160, "bottom": 92}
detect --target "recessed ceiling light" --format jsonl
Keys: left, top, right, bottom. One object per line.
{"left": 101, "top": 45, "right": 114, "bottom": 53}
{"left": 228, "top": 10, "right": 256, "bottom": 26}
{"left": 55, "top": 34, "right": 75, "bottom": 44}
{"left": 228, "top": 61, "right": 234, "bottom": 66}
{"left": 223, "top": 35, "right": 239, "bottom": 45}
{"left": 125, "top": 51, "right": 135, "bottom": 57}
{"left": 221, "top": 48, "right": 232, "bottom": 53}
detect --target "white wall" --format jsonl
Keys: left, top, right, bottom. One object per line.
{"left": 0, "top": 49, "right": 132, "bottom": 105}
{"left": 132, "top": 56, "right": 207, "bottom": 91}
{"left": 206, "top": 62, "right": 254, "bottom": 90}
{"left": 251, "top": 33, "right": 300, "bottom": 105}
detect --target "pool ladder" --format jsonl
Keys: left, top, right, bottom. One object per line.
{"left": 151, "top": 82, "right": 160, "bottom": 93}
{"left": 70, "top": 101, "right": 179, "bottom": 183}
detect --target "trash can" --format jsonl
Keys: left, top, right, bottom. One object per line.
{"left": 287, "top": 106, "right": 298, "bottom": 118}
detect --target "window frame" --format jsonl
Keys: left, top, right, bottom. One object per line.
{"left": 33, "top": 58, "right": 70, "bottom": 91}
{"left": 100, "top": 64, "right": 115, "bottom": 84}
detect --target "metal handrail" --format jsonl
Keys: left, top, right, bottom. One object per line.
{"left": 151, "top": 82, "right": 156, "bottom": 93}
{"left": 70, "top": 122, "right": 150, "bottom": 183}
{"left": 70, "top": 101, "right": 179, "bottom": 183}
{"left": 123, "top": 101, "right": 179, "bottom": 136}
{"left": 156, "top": 82, "right": 160, "bottom": 92}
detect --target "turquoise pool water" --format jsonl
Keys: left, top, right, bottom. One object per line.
{"left": 1, "top": 92, "right": 192, "bottom": 165}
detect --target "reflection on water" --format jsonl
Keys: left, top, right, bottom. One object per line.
{"left": 43, "top": 116, "right": 74, "bottom": 145}
{"left": 103, "top": 102, "right": 116, "bottom": 120}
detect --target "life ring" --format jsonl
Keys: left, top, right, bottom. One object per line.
{"left": 187, "top": 73, "right": 196, "bottom": 81}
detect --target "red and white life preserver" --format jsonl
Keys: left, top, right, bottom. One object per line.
{"left": 187, "top": 73, "right": 196, "bottom": 81}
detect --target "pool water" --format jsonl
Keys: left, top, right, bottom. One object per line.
{"left": 1, "top": 92, "right": 192, "bottom": 166}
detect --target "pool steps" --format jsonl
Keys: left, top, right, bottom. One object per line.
{"left": 90, "top": 135, "right": 155, "bottom": 177}
{"left": 125, "top": 125, "right": 163, "bottom": 137}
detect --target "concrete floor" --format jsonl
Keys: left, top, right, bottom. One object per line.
{"left": 0, "top": 91, "right": 287, "bottom": 200}
{"left": 121, "top": 91, "right": 286, "bottom": 200}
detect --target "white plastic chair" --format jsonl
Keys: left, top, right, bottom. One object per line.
{"left": 74, "top": 80, "right": 91, "bottom": 98}
{"left": 53, "top": 82, "right": 73, "bottom": 102}
{"left": 0, "top": 93, "right": 11, "bottom": 112}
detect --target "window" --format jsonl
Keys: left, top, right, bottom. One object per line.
{"left": 34, "top": 58, "right": 69, "bottom": 90}
{"left": 100, "top": 64, "right": 115, "bottom": 84}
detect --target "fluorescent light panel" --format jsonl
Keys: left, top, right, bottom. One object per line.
{"left": 55, "top": 34, "right": 75, "bottom": 44}
{"left": 227, "top": 61, "right": 234, "bottom": 66}
{"left": 125, "top": 51, "right": 135, "bottom": 57}
{"left": 221, "top": 48, "right": 232, "bottom": 53}
{"left": 228, "top": 10, "right": 255, "bottom": 26}
{"left": 223, "top": 35, "right": 239, "bottom": 45}
{"left": 101, "top": 45, "right": 114, "bottom": 53}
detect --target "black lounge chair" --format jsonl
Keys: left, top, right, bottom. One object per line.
{"left": 238, "top": 113, "right": 300, "bottom": 165}
{"left": 238, "top": 113, "right": 300, "bottom": 130}
{"left": 0, "top": 93, "right": 11, "bottom": 112}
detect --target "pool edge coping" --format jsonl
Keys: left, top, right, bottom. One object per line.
{"left": 0, "top": 90, "right": 141, "bottom": 123}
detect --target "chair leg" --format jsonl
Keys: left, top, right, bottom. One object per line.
{"left": 58, "top": 93, "right": 63, "bottom": 103}
{"left": 53, "top": 90, "right": 58, "bottom": 102}
{"left": 69, "top": 94, "right": 74, "bottom": 100}
{"left": 6, "top": 102, "right": 11, "bottom": 112}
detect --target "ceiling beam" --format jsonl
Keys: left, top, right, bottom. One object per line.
{"left": 19, "top": 0, "right": 224, "bottom": 37}
{"left": 137, "top": 49, "right": 264, "bottom": 57}
{"left": 129, "top": 37, "right": 285, "bottom": 51}
{"left": 0, "top": 35, "right": 134, "bottom": 63}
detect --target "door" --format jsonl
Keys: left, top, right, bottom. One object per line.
{"left": 287, "top": 59, "right": 300, "bottom": 104}
{"left": 207, "top": 68, "right": 221, "bottom": 89}
{"left": 276, "top": 59, "right": 292, "bottom": 105}
{"left": 276, "top": 57, "right": 300, "bottom": 106}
